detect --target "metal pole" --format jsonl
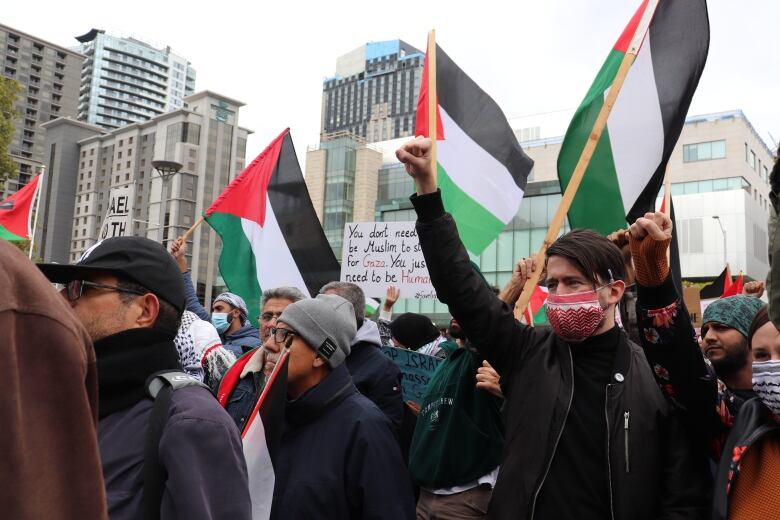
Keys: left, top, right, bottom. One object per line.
{"left": 722, "top": 230, "right": 727, "bottom": 267}
{"left": 158, "top": 178, "right": 168, "bottom": 245}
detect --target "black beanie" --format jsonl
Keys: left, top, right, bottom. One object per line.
{"left": 389, "top": 313, "right": 440, "bottom": 350}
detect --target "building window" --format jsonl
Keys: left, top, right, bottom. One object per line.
{"left": 682, "top": 140, "right": 726, "bottom": 162}
{"left": 750, "top": 150, "right": 756, "bottom": 170}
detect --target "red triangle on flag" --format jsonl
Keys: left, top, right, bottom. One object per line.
{"left": 205, "top": 129, "right": 288, "bottom": 227}
{"left": 0, "top": 174, "right": 42, "bottom": 241}
{"left": 414, "top": 44, "right": 444, "bottom": 140}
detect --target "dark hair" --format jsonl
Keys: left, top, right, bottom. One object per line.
{"left": 319, "top": 281, "right": 365, "bottom": 329}
{"left": 747, "top": 305, "right": 770, "bottom": 348}
{"left": 546, "top": 229, "right": 626, "bottom": 286}
{"left": 116, "top": 279, "right": 182, "bottom": 334}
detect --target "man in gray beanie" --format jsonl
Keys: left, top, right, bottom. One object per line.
{"left": 266, "top": 294, "right": 415, "bottom": 520}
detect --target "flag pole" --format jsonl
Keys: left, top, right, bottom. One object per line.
{"left": 181, "top": 215, "right": 204, "bottom": 242}
{"left": 514, "top": 0, "right": 659, "bottom": 318}
{"left": 662, "top": 166, "right": 672, "bottom": 216}
{"left": 27, "top": 166, "right": 45, "bottom": 260}
{"left": 427, "top": 29, "right": 437, "bottom": 179}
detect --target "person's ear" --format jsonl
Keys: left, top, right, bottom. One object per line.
{"left": 604, "top": 280, "right": 626, "bottom": 306}
{"left": 312, "top": 355, "right": 327, "bottom": 368}
{"left": 133, "top": 293, "right": 160, "bottom": 328}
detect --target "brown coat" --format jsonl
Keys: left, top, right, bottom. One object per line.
{"left": 0, "top": 241, "right": 107, "bottom": 519}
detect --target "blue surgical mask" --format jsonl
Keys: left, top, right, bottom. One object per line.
{"left": 211, "top": 312, "right": 231, "bottom": 334}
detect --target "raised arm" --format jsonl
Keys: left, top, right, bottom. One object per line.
{"left": 397, "top": 137, "right": 540, "bottom": 375}
{"left": 629, "top": 212, "right": 718, "bottom": 443}
{"left": 171, "top": 237, "right": 211, "bottom": 321}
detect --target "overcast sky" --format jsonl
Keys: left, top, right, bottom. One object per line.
{"left": 6, "top": 0, "right": 778, "bottom": 164}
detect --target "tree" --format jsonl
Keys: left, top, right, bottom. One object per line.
{"left": 0, "top": 77, "right": 21, "bottom": 184}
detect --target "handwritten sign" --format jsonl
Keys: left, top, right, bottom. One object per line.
{"left": 99, "top": 184, "right": 134, "bottom": 239}
{"left": 340, "top": 221, "right": 436, "bottom": 299}
{"left": 381, "top": 345, "right": 442, "bottom": 404}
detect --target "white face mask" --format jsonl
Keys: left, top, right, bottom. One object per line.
{"left": 752, "top": 360, "right": 780, "bottom": 416}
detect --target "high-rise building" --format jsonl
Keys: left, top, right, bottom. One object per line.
{"left": 74, "top": 29, "right": 196, "bottom": 130}
{"left": 320, "top": 40, "right": 423, "bottom": 142}
{"left": 36, "top": 91, "right": 250, "bottom": 305}
{"left": 0, "top": 23, "right": 83, "bottom": 196}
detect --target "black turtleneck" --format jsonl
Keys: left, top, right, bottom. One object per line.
{"left": 95, "top": 328, "right": 181, "bottom": 418}
{"left": 534, "top": 325, "right": 620, "bottom": 520}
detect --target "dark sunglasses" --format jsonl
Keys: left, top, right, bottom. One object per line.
{"left": 64, "top": 279, "right": 146, "bottom": 301}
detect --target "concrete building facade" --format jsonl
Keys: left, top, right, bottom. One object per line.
{"left": 35, "top": 91, "right": 250, "bottom": 305}
{"left": 74, "top": 29, "right": 196, "bottom": 130}
{"left": 0, "top": 23, "right": 83, "bottom": 196}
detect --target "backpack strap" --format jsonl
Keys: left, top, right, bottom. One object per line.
{"left": 142, "top": 370, "right": 209, "bottom": 520}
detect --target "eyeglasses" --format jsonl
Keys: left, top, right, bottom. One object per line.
{"left": 64, "top": 279, "right": 146, "bottom": 301}
{"left": 268, "top": 326, "right": 296, "bottom": 344}
{"left": 259, "top": 311, "right": 284, "bottom": 322}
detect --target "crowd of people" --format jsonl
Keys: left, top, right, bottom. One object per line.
{"left": 2, "top": 135, "right": 779, "bottom": 520}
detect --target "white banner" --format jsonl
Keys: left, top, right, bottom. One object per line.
{"left": 340, "top": 221, "right": 436, "bottom": 300}
{"left": 99, "top": 184, "right": 135, "bottom": 240}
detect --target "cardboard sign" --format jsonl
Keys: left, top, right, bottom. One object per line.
{"left": 381, "top": 345, "right": 442, "bottom": 404}
{"left": 340, "top": 221, "right": 436, "bottom": 299}
{"left": 99, "top": 184, "right": 134, "bottom": 239}
{"left": 683, "top": 286, "right": 703, "bottom": 328}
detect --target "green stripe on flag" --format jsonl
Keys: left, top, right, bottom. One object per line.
{"left": 558, "top": 49, "right": 627, "bottom": 235}
{"left": 0, "top": 224, "right": 26, "bottom": 242}
{"left": 439, "top": 164, "right": 505, "bottom": 254}
{"left": 532, "top": 305, "right": 548, "bottom": 325}
{"left": 205, "top": 212, "right": 263, "bottom": 327}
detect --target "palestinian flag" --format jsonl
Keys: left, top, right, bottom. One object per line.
{"left": 242, "top": 349, "right": 289, "bottom": 520}
{"left": 0, "top": 174, "right": 42, "bottom": 241}
{"left": 721, "top": 271, "right": 744, "bottom": 298}
{"left": 700, "top": 265, "right": 732, "bottom": 300}
{"left": 523, "top": 285, "right": 549, "bottom": 326}
{"left": 205, "top": 129, "right": 340, "bottom": 324}
{"left": 364, "top": 296, "right": 380, "bottom": 317}
{"left": 558, "top": 0, "right": 709, "bottom": 235}
{"left": 415, "top": 44, "right": 534, "bottom": 255}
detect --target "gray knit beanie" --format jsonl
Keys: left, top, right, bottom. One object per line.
{"left": 278, "top": 294, "right": 357, "bottom": 369}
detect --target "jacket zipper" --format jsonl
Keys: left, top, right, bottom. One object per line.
{"left": 530, "top": 348, "right": 575, "bottom": 520}
{"left": 605, "top": 385, "right": 616, "bottom": 520}
{"left": 624, "top": 411, "right": 630, "bottom": 473}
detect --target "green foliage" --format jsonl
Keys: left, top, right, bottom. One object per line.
{"left": 0, "top": 77, "right": 22, "bottom": 183}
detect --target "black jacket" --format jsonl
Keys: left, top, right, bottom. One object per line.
{"left": 412, "top": 191, "right": 709, "bottom": 520}
{"left": 346, "top": 320, "right": 404, "bottom": 433}
{"left": 271, "top": 364, "right": 415, "bottom": 520}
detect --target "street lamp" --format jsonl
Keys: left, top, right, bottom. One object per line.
{"left": 152, "top": 160, "right": 182, "bottom": 245}
{"left": 712, "top": 215, "right": 727, "bottom": 267}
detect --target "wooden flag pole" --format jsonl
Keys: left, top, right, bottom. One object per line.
{"left": 427, "top": 29, "right": 438, "bottom": 177}
{"left": 181, "top": 215, "right": 204, "bottom": 242}
{"left": 514, "top": 0, "right": 659, "bottom": 319}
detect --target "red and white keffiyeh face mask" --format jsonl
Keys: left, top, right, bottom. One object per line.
{"left": 545, "top": 284, "right": 610, "bottom": 343}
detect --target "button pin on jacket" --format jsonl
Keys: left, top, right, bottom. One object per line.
{"left": 614, "top": 373, "right": 625, "bottom": 382}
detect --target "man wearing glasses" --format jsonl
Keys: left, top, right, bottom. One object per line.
{"left": 217, "top": 286, "right": 307, "bottom": 431}
{"left": 263, "top": 294, "right": 414, "bottom": 520}
{"left": 37, "top": 236, "right": 251, "bottom": 520}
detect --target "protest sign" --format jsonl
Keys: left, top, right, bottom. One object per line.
{"left": 340, "top": 221, "right": 436, "bottom": 299}
{"left": 381, "top": 345, "right": 442, "bottom": 405}
{"left": 683, "top": 286, "right": 703, "bottom": 328}
{"left": 99, "top": 184, "right": 134, "bottom": 239}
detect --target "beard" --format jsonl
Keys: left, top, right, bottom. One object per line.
{"left": 709, "top": 342, "right": 750, "bottom": 379}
